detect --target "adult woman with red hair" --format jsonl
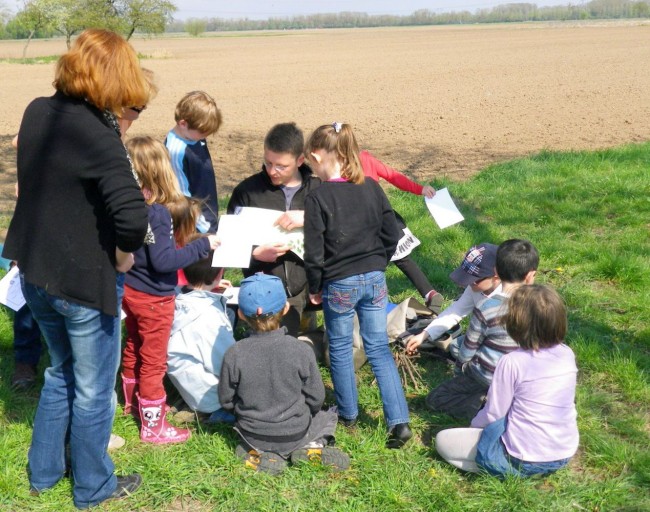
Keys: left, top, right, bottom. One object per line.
{"left": 3, "top": 29, "right": 151, "bottom": 508}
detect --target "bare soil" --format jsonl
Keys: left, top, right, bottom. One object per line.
{"left": 1, "top": 21, "right": 649, "bottom": 228}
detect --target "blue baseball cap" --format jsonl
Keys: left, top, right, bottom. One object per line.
{"left": 449, "top": 243, "right": 498, "bottom": 287}
{"left": 239, "top": 273, "right": 287, "bottom": 317}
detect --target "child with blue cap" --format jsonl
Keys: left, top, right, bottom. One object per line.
{"left": 219, "top": 272, "right": 349, "bottom": 475}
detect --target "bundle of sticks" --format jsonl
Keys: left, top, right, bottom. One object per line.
{"left": 392, "top": 346, "right": 425, "bottom": 391}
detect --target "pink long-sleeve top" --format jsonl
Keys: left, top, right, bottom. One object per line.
{"left": 471, "top": 344, "right": 579, "bottom": 462}
{"left": 359, "top": 150, "right": 423, "bottom": 195}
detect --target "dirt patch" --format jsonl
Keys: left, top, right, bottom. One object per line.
{"left": 1, "top": 21, "right": 649, "bottom": 228}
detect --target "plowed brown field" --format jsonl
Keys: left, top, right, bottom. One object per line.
{"left": 1, "top": 21, "right": 649, "bottom": 224}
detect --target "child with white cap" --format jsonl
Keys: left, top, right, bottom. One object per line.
{"left": 219, "top": 272, "right": 349, "bottom": 475}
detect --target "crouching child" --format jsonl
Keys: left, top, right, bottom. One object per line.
{"left": 167, "top": 254, "right": 236, "bottom": 423}
{"left": 219, "top": 273, "right": 350, "bottom": 475}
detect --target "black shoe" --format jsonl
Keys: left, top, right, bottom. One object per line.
{"left": 109, "top": 474, "right": 142, "bottom": 500}
{"left": 387, "top": 423, "right": 412, "bottom": 449}
{"left": 11, "top": 363, "right": 37, "bottom": 391}
{"left": 337, "top": 415, "right": 357, "bottom": 428}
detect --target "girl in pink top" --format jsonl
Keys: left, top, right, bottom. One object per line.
{"left": 435, "top": 284, "right": 578, "bottom": 477}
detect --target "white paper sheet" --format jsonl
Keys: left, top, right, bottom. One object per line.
{"left": 236, "top": 207, "right": 305, "bottom": 259}
{"left": 425, "top": 187, "right": 464, "bottom": 229}
{"left": 0, "top": 266, "right": 26, "bottom": 311}
{"left": 222, "top": 286, "right": 240, "bottom": 305}
{"left": 212, "top": 215, "right": 254, "bottom": 268}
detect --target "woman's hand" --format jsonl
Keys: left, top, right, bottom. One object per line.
{"left": 115, "top": 248, "right": 134, "bottom": 273}
{"left": 309, "top": 291, "right": 323, "bottom": 305}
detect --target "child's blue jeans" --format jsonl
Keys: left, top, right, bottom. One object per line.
{"left": 476, "top": 417, "right": 570, "bottom": 478}
{"left": 322, "top": 271, "right": 409, "bottom": 428}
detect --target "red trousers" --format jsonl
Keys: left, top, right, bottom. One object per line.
{"left": 121, "top": 285, "right": 175, "bottom": 400}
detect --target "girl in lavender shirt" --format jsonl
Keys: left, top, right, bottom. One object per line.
{"left": 435, "top": 284, "right": 579, "bottom": 477}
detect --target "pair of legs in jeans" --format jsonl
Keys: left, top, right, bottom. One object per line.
{"left": 435, "top": 417, "right": 571, "bottom": 478}
{"left": 322, "top": 271, "right": 409, "bottom": 428}
{"left": 22, "top": 275, "right": 124, "bottom": 509}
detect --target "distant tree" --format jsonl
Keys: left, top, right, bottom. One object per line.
{"left": 13, "top": 0, "right": 87, "bottom": 49}
{"left": 0, "top": 2, "right": 8, "bottom": 38}
{"left": 12, "top": 0, "right": 176, "bottom": 46}
{"left": 118, "top": 0, "right": 177, "bottom": 40}
{"left": 631, "top": 1, "right": 650, "bottom": 16}
{"left": 13, "top": 0, "right": 67, "bottom": 54}
{"left": 81, "top": 0, "right": 122, "bottom": 33}
{"left": 0, "top": 1, "right": 10, "bottom": 24}
{"left": 185, "top": 18, "right": 206, "bottom": 36}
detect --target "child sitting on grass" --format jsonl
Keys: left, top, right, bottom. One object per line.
{"left": 435, "top": 284, "right": 579, "bottom": 478}
{"left": 424, "top": 239, "right": 539, "bottom": 420}
{"left": 219, "top": 273, "right": 350, "bottom": 475}
{"left": 167, "top": 253, "right": 236, "bottom": 423}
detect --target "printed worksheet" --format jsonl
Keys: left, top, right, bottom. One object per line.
{"left": 0, "top": 266, "right": 26, "bottom": 311}
{"left": 425, "top": 188, "right": 464, "bottom": 229}
{"left": 234, "top": 207, "right": 305, "bottom": 259}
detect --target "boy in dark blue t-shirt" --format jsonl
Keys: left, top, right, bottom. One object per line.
{"left": 165, "top": 91, "right": 222, "bottom": 233}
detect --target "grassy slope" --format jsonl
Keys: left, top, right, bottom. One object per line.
{"left": 0, "top": 143, "right": 648, "bottom": 511}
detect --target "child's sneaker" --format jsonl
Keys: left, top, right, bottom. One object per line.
{"left": 235, "top": 444, "right": 287, "bottom": 476}
{"left": 290, "top": 446, "right": 350, "bottom": 472}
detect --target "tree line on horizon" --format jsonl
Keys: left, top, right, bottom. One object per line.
{"left": 176, "top": 0, "right": 650, "bottom": 34}
{"left": 1, "top": 0, "right": 649, "bottom": 43}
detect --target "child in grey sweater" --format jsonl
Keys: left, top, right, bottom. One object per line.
{"left": 219, "top": 273, "right": 349, "bottom": 475}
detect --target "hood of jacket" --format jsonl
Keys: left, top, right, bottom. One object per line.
{"left": 171, "top": 289, "right": 229, "bottom": 335}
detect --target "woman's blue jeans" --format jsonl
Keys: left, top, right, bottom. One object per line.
{"left": 322, "top": 271, "right": 409, "bottom": 428}
{"left": 22, "top": 274, "right": 124, "bottom": 509}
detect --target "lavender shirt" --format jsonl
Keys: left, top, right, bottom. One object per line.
{"left": 471, "top": 344, "right": 579, "bottom": 462}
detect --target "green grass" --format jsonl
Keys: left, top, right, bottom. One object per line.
{"left": 1, "top": 143, "right": 649, "bottom": 510}
{"left": 0, "top": 55, "right": 60, "bottom": 64}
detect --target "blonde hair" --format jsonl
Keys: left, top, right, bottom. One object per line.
{"left": 305, "top": 123, "right": 364, "bottom": 184}
{"left": 503, "top": 284, "right": 567, "bottom": 351}
{"left": 174, "top": 91, "right": 222, "bottom": 135}
{"left": 125, "top": 136, "right": 199, "bottom": 246}
{"left": 54, "top": 29, "right": 151, "bottom": 114}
